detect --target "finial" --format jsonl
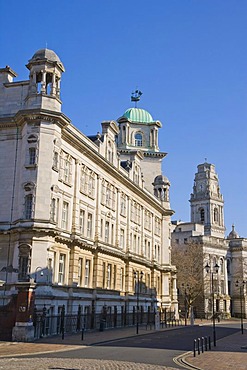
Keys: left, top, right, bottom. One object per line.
{"left": 205, "top": 157, "right": 207, "bottom": 163}
{"left": 45, "top": 41, "right": 48, "bottom": 49}
{"left": 131, "top": 89, "right": 142, "bottom": 108}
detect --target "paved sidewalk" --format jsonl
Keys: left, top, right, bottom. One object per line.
{"left": 0, "top": 321, "right": 246, "bottom": 369}
{"left": 184, "top": 329, "right": 247, "bottom": 370}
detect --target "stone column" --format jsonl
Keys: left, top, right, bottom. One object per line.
{"left": 51, "top": 72, "right": 56, "bottom": 96}
{"left": 41, "top": 70, "right": 46, "bottom": 93}
{"left": 12, "top": 282, "right": 36, "bottom": 342}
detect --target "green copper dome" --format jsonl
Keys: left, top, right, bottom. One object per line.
{"left": 123, "top": 108, "right": 154, "bottom": 123}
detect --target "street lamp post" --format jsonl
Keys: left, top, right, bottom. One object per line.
{"left": 134, "top": 271, "right": 144, "bottom": 334}
{"left": 205, "top": 262, "right": 219, "bottom": 347}
{"left": 235, "top": 280, "right": 246, "bottom": 334}
{"left": 181, "top": 283, "right": 189, "bottom": 326}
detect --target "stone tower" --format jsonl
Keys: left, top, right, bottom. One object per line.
{"left": 117, "top": 107, "right": 168, "bottom": 195}
{"left": 190, "top": 162, "right": 225, "bottom": 238}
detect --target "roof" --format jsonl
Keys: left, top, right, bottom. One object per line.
{"left": 28, "top": 48, "right": 65, "bottom": 71}
{"left": 30, "top": 48, "right": 61, "bottom": 63}
{"left": 122, "top": 108, "right": 154, "bottom": 123}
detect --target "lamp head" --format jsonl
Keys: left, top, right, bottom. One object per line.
{"left": 214, "top": 263, "right": 219, "bottom": 273}
{"left": 205, "top": 262, "right": 210, "bottom": 273}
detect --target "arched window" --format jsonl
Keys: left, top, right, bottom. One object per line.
{"left": 200, "top": 208, "right": 205, "bottom": 223}
{"left": 135, "top": 133, "right": 143, "bottom": 147}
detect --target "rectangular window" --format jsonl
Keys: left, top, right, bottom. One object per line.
{"left": 18, "top": 256, "right": 29, "bottom": 281}
{"left": 120, "top": 194, "right": 126, "bottom": 216}
{"left": 107, "top": 264, "right": 112, "bottom": 289}
{"left": 51, "top": 198, "right": 56, "bottom": 222}
{"left": 79, "top": 209, "right": 85, "bottom": 234}
{"left": 84, "top": 259, "right": 90, "bottom": 287}
{"left": 88, "top": 173, "right": 95, "bottom": 197}
{"left": 53, "top": 152, "right": 59, "bottom": 169}
{"left": 58, "top": 253, "right": 66, "bottom": 285}
{"left": 80, "top": 168, "right": 87, "bottom": 193}
{"left": 78, "top": 258, "right": 83, "bottom": 286}
{"left": 61, "top": 201, "right": 69, "bottom": 229}
{"left": 64, "top": 159, "right": 69, "bottom": 182}
{"left": 87, "top": 213, "right": 92, "bottom": 238}
{"left": 29, "top": 148, "right": 36, "bottom": 165}
{"left": 105, "top": 221, "right": 109, "bottom": 243}
{"left": 120, "top": 228, "right": 125, "bottom": 249}
{"left": 24, "top": 194, "right": 33, "bottom": 219}
{"left": 111, "top": 224, "right": 114, "bottom": 245}
{"left": 113, "top": 265, "right": 117, "bottom": 289}
{"left": 100, "top": 219, "right": 103, "bottom": 238}
{"left": 144, "top": 239, "right": 147, "bottom": 256}
{"left": 102, "top": 262, "right": 106, "bottom": 288}
{"left": 106, "top": 187, "right": 110, "bottom": 204}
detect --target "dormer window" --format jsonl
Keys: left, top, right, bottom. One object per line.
{"left": 135, "top": 133, "right": 143, "bottom": 147}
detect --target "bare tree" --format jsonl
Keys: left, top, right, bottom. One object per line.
{"left": 171, "top": 241, "right": 206, "bottom": 319}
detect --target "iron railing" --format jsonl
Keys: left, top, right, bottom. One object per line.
{"left": 33, "top": 306, "right": 176, "bottom": 339}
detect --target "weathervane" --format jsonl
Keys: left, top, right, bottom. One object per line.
{"left": 131, "top": 89, "right": 143, "bottom": 107}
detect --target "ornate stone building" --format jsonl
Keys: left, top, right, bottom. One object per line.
{"left": 0, "top": 49, "right": 177, "bottom": 339}
{"left": 171, "top": 162, "right": 247, "bottom": 319}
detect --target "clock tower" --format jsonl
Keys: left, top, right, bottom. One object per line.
{"left": 190, "top": 162, "right": 225, "bottom": 238}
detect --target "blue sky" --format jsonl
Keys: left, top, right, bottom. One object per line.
{"left": 1, "top": 0, "right": 246, "bottom": 237}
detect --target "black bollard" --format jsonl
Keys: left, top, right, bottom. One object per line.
{"left": 197, "top": 338, "right": 200, "bottom": 355}
{"left": 201, "top": 337, "right": 204, "bottom": 353}
{"left": 81, "top": 328, "right": 84, "bottom": 341}
{"left": 205, "top": 336, "right": 208, "bottom": 351}
{"left": 194, "top": 339, "right": 197, "bottom": 357}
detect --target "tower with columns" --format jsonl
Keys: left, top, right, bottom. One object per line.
{"left": 190, "top": 162, "right": 225, "bottom": 238}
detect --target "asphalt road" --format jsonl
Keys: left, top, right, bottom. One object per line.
{"left": 23, "top": 324, "right": 239, "bottom": 369}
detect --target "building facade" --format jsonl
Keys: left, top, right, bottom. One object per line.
{"left": 0, "top": 49, "right": 177, "bottom": 339}
{"left": 171, "top": 162, "right": 247, "bottom": 319}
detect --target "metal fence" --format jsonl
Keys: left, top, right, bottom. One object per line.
{"left": 33, "top": 306, "right": 176, "bottom": 340}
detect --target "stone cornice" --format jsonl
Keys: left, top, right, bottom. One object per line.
{"left": 0, "top": 109, "right": 70, "bottom": 129}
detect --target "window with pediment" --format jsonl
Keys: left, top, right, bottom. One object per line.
{"left": 59, "top": 151, "right": 72, "bottom": 184}
{"left": 154, "top": 217, "right": 161, "bottom": 236}
{"left": 26, "top": 134, "right": 38, "bottom": 167}
{"left": 101, "top": 180, "right": 115, "bottom": 210}
{"left": 80, "top": 165, "right": 95, "bottom": 198}
{"left": 144, "top": 210, "right": 152, "bottom": 231}
{"left": 131, "top": 201, "right": 141, "bottom": 224}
